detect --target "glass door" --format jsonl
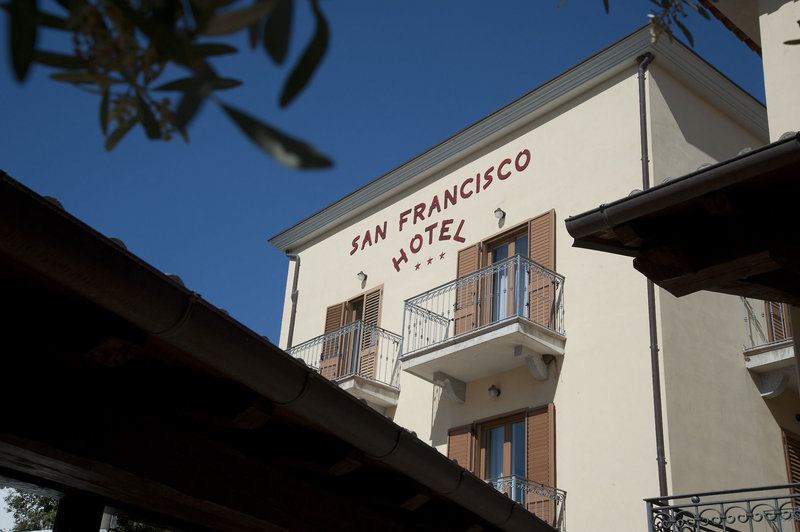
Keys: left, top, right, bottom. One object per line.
{"left": 342, "top": 298, "right": 363, "bottom": 376}
{"left": 482, "top": 418, "right": 526, "bottom": 505}
{"left": 489, "top": 232, "right": 528, "bottom": 322}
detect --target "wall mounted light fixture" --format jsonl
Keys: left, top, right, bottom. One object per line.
{"left": 494, "top": 208, "right": 506, "bottom": 220}
{"left": 356, "top": 271, "right": 367, "bottom": 282}
{"left": 488, "top": 384, "right": 501, "bottom": 397}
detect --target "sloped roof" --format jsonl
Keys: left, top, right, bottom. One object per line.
{"left": 0, "top": 171, "right": 552, "bottom": 532}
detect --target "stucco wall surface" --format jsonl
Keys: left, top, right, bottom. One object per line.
{"left": 273, "top": 36, "right": 777, "bottom": 531}
{"left": 658, "top": 290, "right": 791, "bottom": 493}
{"left": 759, "top": 0, "right": 800, "bottom": 140}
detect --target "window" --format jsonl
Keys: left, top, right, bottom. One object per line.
{"left": 447, "top": 404, "right": 556, "bottom": 522}
{"left": 455, "top": 210, "right": 556, "bottom": 334}
{"left": 321, "top": 287, "right": 382, "bottom": 380}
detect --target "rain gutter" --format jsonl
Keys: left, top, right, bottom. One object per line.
{"left": 285, "top": 253, "right": 300, "bottom": 349}
{"left": 564, "top": 132, "right": 800, "bottom": 250}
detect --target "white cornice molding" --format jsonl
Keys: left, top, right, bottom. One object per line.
{"left": 269, "top": 25, "right": 766, "bottom": 252}
{"left": 649, "top": 36, "right": 767, "bottom": 140}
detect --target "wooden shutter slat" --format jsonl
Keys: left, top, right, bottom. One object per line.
{"left": 321, "top": 303, "right": 346, "bottom": 379}
{"left": 359, "top": 288, "right": 382, "bottom": 379}
{"left": 528, "top": 210, "right": 556, "bottom": 328}
{"left": 527, "top": 403, "right": 555, "bottom": 523}
{"left": 526, "top": 403, "right": 555, "bottom": 485}
{"left": 784, "top": 430, "right": 800, "bottom": 493}
{"left": 528, "top": 209, "right": 555, "bottom": 270}
{"left": 767, "top": 301, "right": 792, "bottom": 342}
{"left": 448, "top": 425, "right": 474, "bottom": 471}
{"left": 324, "top": 303, "right": 345, "bottom": 333}
{"left": 455, "top": 244, "right": 481, "bottom": 336}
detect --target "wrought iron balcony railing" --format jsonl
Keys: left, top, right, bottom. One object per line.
{"left": 287, "top": 320, "right": 401, "bottom": 389}
{"left": 742, "top": 297, "right": 793, "bottom": 350}
{"left": 646, "top": 484, "right": 800, "bottom": 532}
{"left": 401, "top": 254, "right": 565, "bottom": 355}
{"left": 488, "top": 475, "right": 566, "bottom": 531}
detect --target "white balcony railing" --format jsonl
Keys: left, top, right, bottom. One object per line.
{"left": 742, "top": 297, "right": 793, "bottom": 350}
{"left": 401, "top": 254, "right": 565, "bottom": 356}
{"left": 488, "top": 475, "right": 566, "bottom": 531}
{"left": 287, "top": 320, "right": 401, "bottom": 389}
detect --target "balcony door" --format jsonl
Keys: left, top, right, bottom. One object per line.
{"left": 455, "top": 209, "right": 555, "bottom": 335}
{"left": 481, "top": 416, "right": 527, "bottom": 504}
{"left": 489, "top": 232, "right": 528, "bottom": 323}
{"left": 322, "top": 288, "right": 381, "bottom": 380}
{"left": 447, "top": 405, "right": 556, "bottom": 524}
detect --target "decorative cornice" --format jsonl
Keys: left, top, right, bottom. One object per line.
{"left": 269, "top": 25, "right": 766, "bottom": 252}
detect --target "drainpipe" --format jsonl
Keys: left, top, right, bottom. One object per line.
{"left": 285, "top": 253, "right": 300, "bottom": 349}
{"left": 637, "top": 52, "right": 668, "bottom": 497}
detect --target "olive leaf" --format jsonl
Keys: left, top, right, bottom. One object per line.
{"left": 202, "top": 0, "right": 277, "bottom": 36}
{"left": 264, "top": 0, "right": 293, "bottom": 64}
{"left": 219, "top": 102, "right": 331, "bottom": 168}
{"left": 153, "top": 76, "right": 242, "bottom": 92}
{"left": 34, "top": 50, "right": 87, "bottom": 69}
{"left": 105, "top": 116, "right": 140, "bottom": 151}
{"left": 279, "top": 0, "right": 327, "bottom": 107}
{"left": 8, "top": 0, "right": 37, "bottom": 81}
{"left": 137, "top": 94, "right": 162, "bottom": 139}
{"left": 190, "top": 43, "right": 239, "bottom": 57}
{"left": 100, "top": 88, "right": 110, "bottom": 135}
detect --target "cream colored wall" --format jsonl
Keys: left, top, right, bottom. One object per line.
{"left": 758, "top": 0, "right": 800, "bottom": 141}
{"left": 647, "top": 64, "right": 765, "bottom": 186}
{"left": 658, "top": 290, "right": 790, "bottom": 492}
{"left": 275, "top": 55, "right": 772, "bottom": 530}
{"left": 646, "top": 64, "right": 782, "bottom": 493}
{"left": 278, "top": 68, "right": 670, "bottom": 529}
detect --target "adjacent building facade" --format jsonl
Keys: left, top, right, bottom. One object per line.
{"left": 271, "top": 22, "right": 799, "bottom": 531}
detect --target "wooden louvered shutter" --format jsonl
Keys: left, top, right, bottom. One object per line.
{"left": 766, "top": 302, "right": 792, "bottom": 342}
{"left": 358, "top": 288, "right": 382, "bottom": 379}
{"left": 528, "top": 210, "right": 556, "bottom": 329}
{"left": 784, "top": 430, "right": 800, "bottom": 489}
{"left": 527, "top": 404, "right": 556, "bottom": 522}
{"left": 448, "top": 425, "right": 475, "bottom": 471}
{"left": 455, "top": 244, "right": 481, "bottom": 336}
{"left": 320, "top": 303, "right": 345, "bottom": 379}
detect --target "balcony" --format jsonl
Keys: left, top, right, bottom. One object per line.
{"left": 287, "top": 320, "right": 401, "bottom": 411}
{"left": 646, "top": 484, "right": 800, "bottom": 532}
{"left": 400, "top": 254, "right": 566, "bottom": 393}
{"left": 742, "top": 298, "right": 796, "bottom": 398}
{"left": 489, "top": 475, "right": 566, "bottom": 531}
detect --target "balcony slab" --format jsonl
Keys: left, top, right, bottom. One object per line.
{"left": 400, "top": 316, "right": 566, "bottom": 384}
{"left": 744, "top": 339, "right": 795, "bottom": 373}
{"left": 338, "top": 374, "right": 400, "bottom": 412}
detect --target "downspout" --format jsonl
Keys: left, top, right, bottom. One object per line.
{"left": 637, "top": 52, "right": 668, "bottom": 497}
{"left": 285, "top": 253, "right": 300, "bottom": 349}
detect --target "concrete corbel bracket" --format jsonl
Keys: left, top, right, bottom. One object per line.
{"left": 514, "top": 345, "right": 549, "bottom": 381}
{"left": 433, "top": 371, "right": 466, "bottom": 404}
{"left": 759, "top": 368, "right": 791, "bottom": 399}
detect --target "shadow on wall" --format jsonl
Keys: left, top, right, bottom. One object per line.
{"left": 651, "top": 67, "right": 766, "bottom": 182}
{"left": 429, "top": 362, "right": 561, "bottom": 452}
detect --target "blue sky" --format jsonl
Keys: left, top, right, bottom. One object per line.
{"left": 1, "top": 0, "right": 764, "bottom": 344}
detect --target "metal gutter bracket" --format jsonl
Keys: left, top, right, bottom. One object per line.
{"left": 433, "top": 371, "right": 466, "bottom": 403}
{"left": 514, "top": 345, "right": 549, "bottom": 381}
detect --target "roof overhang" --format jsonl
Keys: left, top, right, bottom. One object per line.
{"left": 0, "top": 172, "right": 552, "bottom": 532}
{"left": 565, "top": 133, "right": 800, "bottom": 305}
